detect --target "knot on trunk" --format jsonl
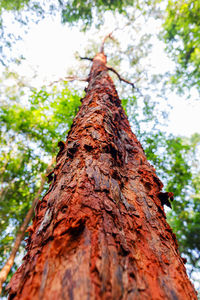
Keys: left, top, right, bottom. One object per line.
{"left": 157, "top": 192, "right": 174, "bottom": 208}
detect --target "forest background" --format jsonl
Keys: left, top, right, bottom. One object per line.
{"left": 0, "top": 0, "right": 199, "bottom": 297}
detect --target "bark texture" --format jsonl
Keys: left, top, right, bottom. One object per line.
{"left": 7, "top": 53, "right": 197, "bottom": 300}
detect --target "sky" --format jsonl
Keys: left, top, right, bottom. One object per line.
{"left": 1, "top": 11, "right": 200, "bottom": 138}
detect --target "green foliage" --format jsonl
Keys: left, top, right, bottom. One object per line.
{"left": 0, "top": 0, "right": 29, "bottom": 11}
{"left": 1, "top": 85, "right": 80, "bottom": 153}
{"left": 0, "top": 0, "right": 133, "bottom": 27}
{"left": 162, "top": 0, "right": 200, "bottom": 92}
{"left": 60, "top": 0, "right": 133, "bottom": 28}
{"left": 0, "top": 73, "right": 81, "bottom": 293}
{"left": 166, "top": 134, "right": 200, "bottom": 279}
{"left": 148, "top": 133, "right": 200, "bottom": 280}
{"left": 123, "top": 94, "right": 200, "bottom": 281}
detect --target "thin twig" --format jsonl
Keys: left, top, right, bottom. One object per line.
{"left": 80, "top": 57, "right": 93, "bottom": 61}
{"left": 49, "top": 76, "right": 88, "bottom": 86}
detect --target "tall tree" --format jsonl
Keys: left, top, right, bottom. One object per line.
{"left": 1, "top": 67, "right": 200, "bottom": 294}
{"left": 7, "top": 41, "right": 197, "bottom": 299}
{"left": 162, "top": 0, "right": 200, "bottom": 92}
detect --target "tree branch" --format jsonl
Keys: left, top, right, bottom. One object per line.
{"left": 100, "top": 33, "right": 115, "bottom": 54}
{"left": 80, "top": 57, "right": 93, "bottom": 61}
{"left": 49, "top": 76, "right": 88, "bottom": 86}
{"left": 107, "top": 66, "right": 135, "bottom": 88}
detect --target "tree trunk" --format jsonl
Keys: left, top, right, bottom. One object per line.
{"left": 7, "top": 52, "right": 197, "bottom": 300}
{"left": 0, "top": 157, "right": 55, "bottom": 295}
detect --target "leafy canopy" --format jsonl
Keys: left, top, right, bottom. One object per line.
{"left": 162, "top": 0, "right": 200, "bottom": 92}
{"left": 1, "top": 0, "right": 199, "bottom": 93}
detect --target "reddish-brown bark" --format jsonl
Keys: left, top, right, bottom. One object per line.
{"left": 7, "top": 52, "right": 197, "bottom": 300}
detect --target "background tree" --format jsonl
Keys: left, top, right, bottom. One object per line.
{"left": 162, "top": 0, "right": 200, "bottom": 92}
{"left": 0, "top": 71, "right": 81, "bottom": 294}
